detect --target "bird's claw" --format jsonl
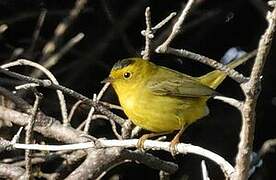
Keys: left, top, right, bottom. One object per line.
{"left": 169, "top": 138, "right": 179, "bottom": 157}
{"left": 169, "top": 143, "right": 178, "bottom": 157}
{"left": 137, "top": 136, "right": 147, "bottom": 152}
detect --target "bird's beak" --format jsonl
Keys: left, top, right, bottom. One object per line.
{"left": 101, "top": 77, "right": 113, "bottom": 84}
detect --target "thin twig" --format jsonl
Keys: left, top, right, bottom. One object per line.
{"left": 11, "top": 127, "right": 24, "bottom": 144}
{"left": 77, "top": 114, "right": 108, "bottom": 130}
{"left": 27, "top": 9, "right": 47, "bottom": 55}
{"left": 84, "top": 94, "right": 97, "bottom": 133}
{"left": 152, "top": 9, "right": 221, "bottom": 53}
{"left": 1, "top": 59, "right": 69, "bottom": 125}
{"left": 77, "top": 118, "right": 87, "bottom": 130}
{"left": 13, "top": 139, "right": 234, "bottom": 177}
{"left": 34, "top": 32, "right": 84, "bottom": 78}
{"left": 141, "top": 7, "right": 153, "bottom": 60}
{"left": 15, "top": 83, "right": 39, "bottom": 90}
{"left": 131, "top": 126, "right": 142, "bottom": 138}
{"left": 141, "top": 9, "right": 177, "bottom": 60}
{"left": 41, "top": 0, "right": 87, "bottom": 59}
{"left": 99, "top": 101, "right": 123, "bottom": 110}
{"left": 258, "top": 138, "right": 276, "bottom": 158}
{"left": 83, "top": 83, "right": 111, "bottom": 132}
{"left": 152, "top": 12, "right": 177, "bottom": 32}
{"left": 109, "top": 119, "right": 122, "bottom": 140}
{"left": 156, "top": 0, "right": 195, "bottom": 52}
{"left": 97, "top": 82, "right": 110, "bottom": 101}
{"left": 68, "top": 100, "right": 83, "bottom": 122}
{"left": 162, "top": 47, "right": 249, "bottom": 83}
{"left": 213, "top": 95, "right": 243, "bottom": 110}
{"left": 201, "top": 160, "right": 210, "bottom": 180}
{"left": 24, "top": 91, "right": 42, "bottom": 179}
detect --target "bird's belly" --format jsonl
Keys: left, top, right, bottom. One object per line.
{"left": 120, "top": 94, "right": 208, "bottom": 133}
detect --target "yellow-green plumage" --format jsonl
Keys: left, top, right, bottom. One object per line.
{"left": 107, "top": 57, "right": 249, "bottom": 133}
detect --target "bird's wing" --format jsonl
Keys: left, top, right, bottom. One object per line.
{"left": 147, "top": 67, "right": 217, "bottom": 97}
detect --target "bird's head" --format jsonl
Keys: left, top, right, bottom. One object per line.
{"left": 103, "top": 58, "right": 156, "bottom": 94}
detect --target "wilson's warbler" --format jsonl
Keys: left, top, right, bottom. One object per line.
{"left": 103, "top": 54, "right": 252, "bottom": 155}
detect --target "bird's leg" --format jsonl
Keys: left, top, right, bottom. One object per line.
{"left": 170, "top": 124, "right": 188, "bottom": 156}
{"left": 137, "top": 132, "right": 170, "bottom": 151}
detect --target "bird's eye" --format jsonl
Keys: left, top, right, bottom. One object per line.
{"left": 123, "top": 72, "right": 132, "bottom": 79}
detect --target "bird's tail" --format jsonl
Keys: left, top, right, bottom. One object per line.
{"left": 198, "top": 50, "right": 256, "bottom": 89}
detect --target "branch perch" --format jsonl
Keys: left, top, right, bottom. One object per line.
{"left": 13, "top": 139, "right": 234, "bottom": 177}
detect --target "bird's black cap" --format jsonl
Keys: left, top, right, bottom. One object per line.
{"left": 112, "top": 58, "right": 135, "bottom": 70}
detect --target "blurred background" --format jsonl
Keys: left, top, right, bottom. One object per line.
{"left": 0, "top": 0, "right": 275, "bottom": 179}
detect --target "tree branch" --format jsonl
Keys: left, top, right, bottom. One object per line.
{"left": 0, "top": 68, "right": 125, "bottom": 126}
{"left": 234, "top": 2, "right": 276, "bottom": 179}
{"left": 24, "top": 91, "right": 42, "bottom": 179}
{"left": 13, "top": 139, "right": 234, "bottom": 178}
{"left": 141, "top": 7, "right": 153, "bottom": 60}
{"left": 0, "top": 106, "right": 86, "bottom": 143}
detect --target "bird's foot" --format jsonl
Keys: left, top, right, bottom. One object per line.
{"left": 137, "top": 134, "right": 151, "bottom": 152}
{"left": 169, "top": 136, "right": 180, "bottom": 157}
{"left": 137, "top": 132, "right": 169, "bottom": 151}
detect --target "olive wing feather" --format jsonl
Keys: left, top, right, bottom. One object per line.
{"left": 147, "top": 67, "right": 217, "bottom": 97}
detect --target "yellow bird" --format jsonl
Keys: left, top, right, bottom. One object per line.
{"left": 103, "top": 54, "right": 252, "bottom": 154}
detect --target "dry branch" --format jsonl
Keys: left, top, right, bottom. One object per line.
{"left": 24, "top": 92, "right": 42, "bottom": 179}
{"left": 0, "top": 106, "right": 85, "bottom": 143}
{"left": 66, "top": 148, "right": 178, "bottom": 179}
{"left": 12, "top": 139, "right": 234, "bottom": 177}
{"left": 234, "top": 2, "right": 276, "bottom": 179}
{"left": 141, "top": 7, "right": 153, "bottom": 60}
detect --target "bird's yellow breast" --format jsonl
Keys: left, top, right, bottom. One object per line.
{"left": 117, "top": 86, "right": 209, "bottom": 133}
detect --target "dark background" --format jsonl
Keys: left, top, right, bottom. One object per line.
{"left": 0, "top": 0, "right": 276, "bottom": 179}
